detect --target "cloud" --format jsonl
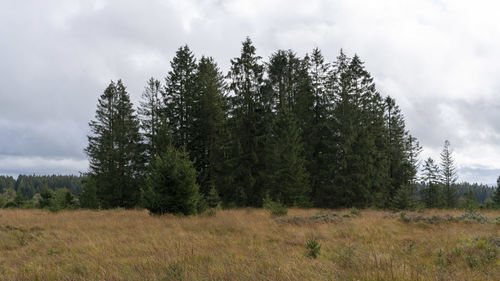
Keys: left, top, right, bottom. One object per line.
{"left": 0, "top": 0, "right": 499, "bottom": 183}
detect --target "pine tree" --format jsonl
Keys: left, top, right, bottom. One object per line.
{"left": 420, "top": 157, "right": 442, "bottom": 208}
{"left": 492, "top": 175, "right": 500, "bottom": 207}
{"left": 143, "top": 146, "right": 200, "bottom": 215}
{"left": 206, "top": 186, "right": 221, "bottom": 208}
{"left": 163, "top": 45, "right": 198, "bottom": 149}
{"left": 327, "top": 52, "right": 390, "bottom": 207}
{"left": 227, "top": 37, "right": 269, "bottom": 206}
{"left": 190, "top": 56, "right": 230, "bottom": 196}
{"left": 267, "top": 50, "right": 303, "bottom": 111}
{"left": 263, "top": 110, "right": 311, "bottom": 207}
{"left": 85, "top": 80, "right": 146, "bottom": 208}
{"left": 139, "top": 77, "right": 163, "bottom": 161}
{"left": 79, "top": 176, "right": 99, "bottom": 209}
{"left": 385, "top": 96, "right": 421, "bottom": 207}
{"left": 39, "top": 187, "right": 53, "bottom": 208}
{"left": 304, "top": 48, "right": 332, "bottom": 205}
{"left": 440, "top": 140, "right": 457, "bottom": 208}
{"left": 14, "top": 189, "right": 25, "bottom": 208}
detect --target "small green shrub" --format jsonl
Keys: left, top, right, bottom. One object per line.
{"left": 400, "top": 212, "right": 410, "bottom": 223}
{"left": 350, "top": 207, "right": 360, "bottom": 216}
{"left": 306, "top": 238, "right": 321, "bottom": 258}
{"left": 263, "top": 194, "right": 287, "bottom": 216}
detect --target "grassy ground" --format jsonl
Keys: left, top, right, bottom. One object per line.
{"left": 0, "top": 208, "right": 498, "bottom": 280}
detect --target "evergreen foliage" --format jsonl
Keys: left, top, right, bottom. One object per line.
{"left": 440, "top": 140, "right": 458, "bottom": 207}
{"left": 163, "top": 45, "right": 198, "bottom": 149}
{"left": 493, "top": 176, "right": 500, "bottom": 207}
{"left": 85, "top": 80, "right": 146, "bottom": 209}
{"left": 142, "top": 146, "right": 200, "bottom": 215}
{"left": 227, "top": 37, "right": 269, "bottom": 206}
{"left": 139, "top": 77, "right": 163, "bottom": 161}
{"left": 263, "top": 110, "right": 311, "bottom": 207}
{"left": 190, "top": 56, "right": 230, "bottom": 196}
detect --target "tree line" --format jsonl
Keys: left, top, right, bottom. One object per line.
{"left": 3, "top": 38, "right": 499, "bottom": 213}
{"left": 0, "top": 174, "right": 84, "bottom": 209}
{"left": 80, "top": 37, "right": 426, "bottom": 214}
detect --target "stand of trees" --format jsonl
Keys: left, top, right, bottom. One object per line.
{"left": 4, "top": 39, "right": 498, "bottom": 213}
{"left": 81, "top": 38, "right": 426, "bottom": 214}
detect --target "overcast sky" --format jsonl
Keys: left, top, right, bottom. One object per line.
{"left": 1, "top": 0, "right": 499, "bottom": 184}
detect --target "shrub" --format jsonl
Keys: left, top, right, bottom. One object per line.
{"left": 263, "top": 194, "right": 287, "bottom": 216}
{"left": 206, "top": 186, "right": 221, "bottom": 208}
{"left": 350, "top": 207, "right": 360, "bottom": 216}
{"left": 306, "top": 237, "right": 321, "bottom": 258}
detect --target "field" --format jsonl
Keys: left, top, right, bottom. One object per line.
{"left": 0, "top": 208, "right": 499, "bottom": 281}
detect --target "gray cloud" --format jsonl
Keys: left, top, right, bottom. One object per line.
{"left": 0, "top": 0, "right": 499, "bottom": 183}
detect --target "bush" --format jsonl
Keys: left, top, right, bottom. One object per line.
{"left": 350, "top": 207, "right": 360, "bottom": 216}
{"left": 206, "top": 186, "right": 221, "bottom": 208}
{"left": 306, "top": 237, "right": 321, "bottom": 258}
{"left": 263, "top": 194, "right": 287, "bottom": 216}
{"left": 142, "top": 146, "right": 200, "bottom": 215}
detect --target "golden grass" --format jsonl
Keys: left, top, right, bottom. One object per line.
{"left": 0, "top": 208, "right": 498, "bottom": 280}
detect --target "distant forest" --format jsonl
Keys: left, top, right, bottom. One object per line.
{"left": 1, "top": 38, "right": 499, "bottom": 212}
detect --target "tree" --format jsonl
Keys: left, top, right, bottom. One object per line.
{"left": 440, "top": 140, "right": 457, "bottom": 207}
{"left": 85, "top": 80, "right": 146, "bottom": 208}
{"left": 326, "top": 52, "right": 390, "bottom": 207}
{"left": 492, "top": 175, "right": 500, "bottom": 207}
{"left": 227, "top": 37, "right": 269, "bottom": 206}
{"left": 304, "top": 48, "right": 332, "bottom": 206}
{"left": 420, "top": 157, "right": 442, "bottom": 207}
{"left": 142, "top": 146, "right": 200, "bottom": 215}
{"left": 14, "top": 189, "right": 25, "bottom": 208}
{"left": 190, "top": 56, "right": 230, "bottom": 196}
{"left": 163, "top": 45, "right": 198, "bottom": 149}
{"left": 263, "top": 110, "right": 311, "bottom": 207}
{"left": 206, "top": 186, "right": 221, "bottom": 208}
{"left": 139, "top": 77, "right": 163, "bottom": 161}
{"left": 39, "top": 187, "right": 53, "bottom": 208}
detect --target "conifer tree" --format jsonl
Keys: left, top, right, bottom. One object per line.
{"left": 327, "top": 52, "right": 390, "bottom": 207}
{"left": 139, "top": 77, "right": 163, "bottom": 160}
{"left": 163, "top": 45, "right": 198, "bottom": 149}
{"left": 305, "top": 48, "right": 333, "bottom": 206}
{"left": 227, "top": 37, "right": 269, "bottom": 206}
{"left": 142, "top": 146, "right": 200, "bottom": 215}
{"left": 79, "top": 176, "right": 99, "bottom": 209}
{"left": 85, "top": 80, "right": 146, "bottom": 208}
{"left": 492, "top": 175, "right": 500, "bottom": 207}
{"left": 191, "top": 56, "right": 230, "bottom": 196}
{"left": 263, "top": 110, "right": 311, "bottom": 207}
{"left": 440, "top": 140, "right": 457, "bottom": 207}
{"left": 420, "top": 157, "right": 443, "bottom": 207}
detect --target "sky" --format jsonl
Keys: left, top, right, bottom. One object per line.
{"left": 0, "top": 0, "right": 499, "bottom": 184}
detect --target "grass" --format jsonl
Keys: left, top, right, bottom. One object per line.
{"left": 0, "top": 208, "right": 498, "bottom": 280}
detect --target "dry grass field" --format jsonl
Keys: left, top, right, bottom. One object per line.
{"left": 0, "top": 208, "right": 498, "bottom": 281}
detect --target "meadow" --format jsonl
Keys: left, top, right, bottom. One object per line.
{"left": 0, "top": 208, "right": 498, "bottom": 281}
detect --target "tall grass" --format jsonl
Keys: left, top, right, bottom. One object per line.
{"left": 0, "top": 208, "right": 498, "bottom": 280}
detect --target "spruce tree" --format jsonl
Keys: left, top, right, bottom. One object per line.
{"left": 143, "top": 146, "right": 200, "bottom": 215}
{"left": 227, "top": 37, "right": 268, "bottom": 206}
{"left": 492, "top": 175, "right": 500, "bottom": 207}
{"left": 163, "top": 45, "right": 198, "bottom": 149}
{"left": 263, "top": 110, "right": 311, "bottom": 207}
{"left": 79, "top": 176, "right": 99, "bottom": 209}
{"left": 420, "top": 157, "right": 442, "bottom": 208}
{"left": 305, "top": 48, "right": 331, "bottom": 204}
{"left": 440, "top": 140, "right": 457, "bottom": 208}
{"left": 139, "top": 77, "right": 163, "bottom": 161}
{"left": 85, "top": 80, "right": 146, "bottom": 208}
{"left": 327, "top": 52, "right": 390, "bottom": 207}
{"left": 190, "top": 56, "right": 230, "bottom": 196}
